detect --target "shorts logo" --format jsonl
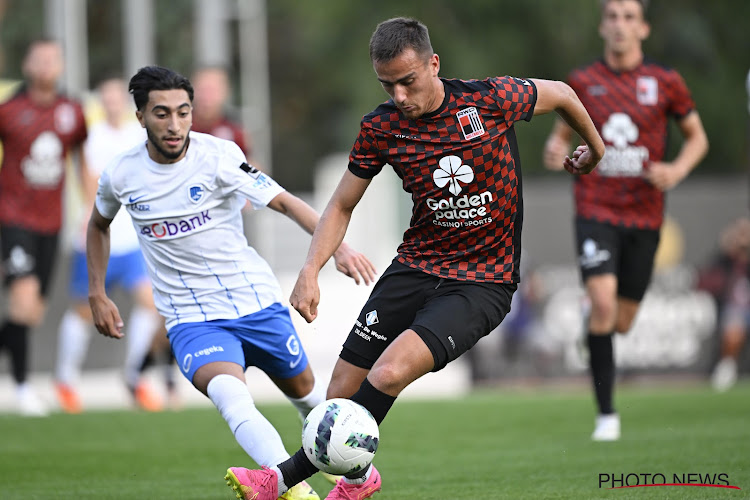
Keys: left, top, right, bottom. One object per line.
{"left": 286, "top": 335, "right": 300, "bottom": 356}
{"left": 366, "top": 310, "right": 379, "bottom": 326}
{"left": 434, "top": 155, "right": 474, "bottom": 196}
{"left": 580, "top": 238, "right": 612, "bottom": 269}
{"left": 7, "top": 245, "right": 34, "bottom": 275}
{"left": 456, "top": 107, "right": 485, "bottom": 140}
{"left": 182, "top": 353, "right": 193, "bottom": 373}
{"left": 188, "top": 184, "right": 205, "bottom": 203}
{"left": 448, "top": 335, "right": 456, "bottom": 350}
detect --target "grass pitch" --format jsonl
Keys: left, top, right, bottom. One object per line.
{"left": 1, "top": 380, "right": 748, "bottom": 499}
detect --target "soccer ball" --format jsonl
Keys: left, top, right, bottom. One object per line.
{"left": 302, "top": 398, "right": 379, "bottom": 475}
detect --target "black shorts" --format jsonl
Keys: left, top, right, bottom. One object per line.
{"left": 340, "top": 260, "right": 516, "bottom": 372}
{"left": 0, "top": 225, "right": 59, "bottom": 296}
{"left": 575, "top": 217, "right": 660, "bottom": 301}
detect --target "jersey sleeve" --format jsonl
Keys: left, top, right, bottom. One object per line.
{"left": 665, "top": 70, "right": 695, "bottom": 119}
{"left": 217, "top": 140, "right": 284, "bottom": 209}
{"left": 347, "top": 123, "right": 385, "bottom": 179}
{"left": 72, "top": 101, "right": 88, "bottom": 146}
{"left": 491, "top": 76, "right": 537, "bottom": 125}
{"left": 94, "top": 166, "right": 121, "bottom": 220}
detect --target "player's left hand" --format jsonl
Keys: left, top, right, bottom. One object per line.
{"left": 643, "top": 161, "right": 687, "bottom": 191}
{"left": 332, "top": 242, "right": 377, "bottom": 285}
{"left": 563, "top": 145, "right": 601, "bottom": 175}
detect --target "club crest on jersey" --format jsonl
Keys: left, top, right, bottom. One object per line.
{"left": 188, "top": 184, "right": 205, "bottom": 203}
{"left": 456, "top": 107, "right": 485, "bottom": 140}
{"left": 636, "top": 76, "right": 658, "bottom": 106}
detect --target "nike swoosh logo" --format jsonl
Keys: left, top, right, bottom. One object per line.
{"left": 289, "top": 354, "right": 305, "bottom": 369}
{"left": 128, "top": 194, "right": 146, "bottom": 204}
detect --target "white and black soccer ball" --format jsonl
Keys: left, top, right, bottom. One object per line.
{"left": 302, "top": 398, "right": 379, "bottom": 475}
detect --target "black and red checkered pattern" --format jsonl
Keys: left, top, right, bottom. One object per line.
{"left": 348, "top": 76, "right": 536, "bottom": 283}
{"left": 569, "top": 59, "right": 695, "bottom": 230}
{"left": 0, "top": 89, "right": 88, "bottom": 233}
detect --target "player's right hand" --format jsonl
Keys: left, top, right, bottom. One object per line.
{"left": 89, "top": 293, "right": 125, "bottom": 338}
{"left": 563, "top": 144, "right": 601, "bottom": 175}
{"left": 290, "top": 268, "right": 320, "bottom": 323}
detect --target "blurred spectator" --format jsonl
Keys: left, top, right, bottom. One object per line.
{"left": 698, "top": 218, "right": 750, "bottom": 391}
{"left": 0, "top": 39, "right": 87, "bottom": 416}
{"left": 191, "top": 66, "right": 251, "bottom": 157}
{"left": 53, "top": 77, "right": 172, "bottom": 413}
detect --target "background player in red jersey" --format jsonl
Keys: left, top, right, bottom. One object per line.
{"left": 225, "top": 17, "right": 604, "bottom": 500}
{"left": 543, "top": 0, "right": 709, "bottom": 441}
{"left": 191, "top": 66, "right": 251, "bottom": 158}
{"left": 0, "top": 39, "right": 89, "bottom": 416}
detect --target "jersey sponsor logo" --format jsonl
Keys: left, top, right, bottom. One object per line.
{"left": 428, "top": 155, "right": 494, "bottom": 228}
{"left": 587, "top": 84, "right": 608, "bottom": 96}
{"left": 636, "top": 76, "right": 658, "bottom": 106}
{"left": 188, "top": 184, "right": 205, "bottom": 204}
{"left": 434, "top": 155, "right": 473, "bottom": 196}
{"left": 21, "top": 131, "right": 64, "bottom": 187}
{"left": 598, "top": 113, "right": 649, "bottom": 177}
{"left": 128, "top": 194, "right": 147, "bottom": 204}
{"left": 139, "top": 210, "right": 212, "bottom": 238}
{"left": 512, "top": 77, "right": 532, "bottom": 87}
{"left": 365, "top": 310, "right": 379, "bottom": 326}
{"left": 579, "top": 238, "right": 611, "bottom": 269}
{"left": 456, "top": 107, "right": 485, "bottom": 140}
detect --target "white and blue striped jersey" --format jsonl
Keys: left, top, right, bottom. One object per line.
{"left": 95, "top": 131, "right": 285, "bottom": 330}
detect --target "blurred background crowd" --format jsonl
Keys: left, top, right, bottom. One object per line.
{"left": 0, "top": 0, "right": 748, "bottom": 415}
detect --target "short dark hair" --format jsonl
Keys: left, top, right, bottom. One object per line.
{"left": 599, "top": 0, "right": 649, "bottom": 16}
{"left": 128, "top": 65, "right": 194, "bottom": 111}
{"left": 369, "top": 17, "right": 433, "bottom": 64}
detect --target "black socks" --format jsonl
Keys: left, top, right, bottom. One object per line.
{"left": 1, "top": 321, "right": 30, "bottom": 385}
{"left": 587, "top": 333, "right": 615, "bottom": 415}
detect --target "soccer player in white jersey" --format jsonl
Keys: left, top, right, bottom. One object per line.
{"left": 55, "top": 77, "right": 167, "bottom": 414}
{"left": 87, "top": 66, "right": 376, "bottom": 500}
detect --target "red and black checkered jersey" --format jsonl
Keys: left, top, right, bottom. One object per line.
{"left": 349, "top": 76, "right": 536, "bottom": 283}
{"left": 569, "top": 59, "right": 695, "bottom": 230}
{"left": 0, "top": 88, "right": 87, "bottom": 233}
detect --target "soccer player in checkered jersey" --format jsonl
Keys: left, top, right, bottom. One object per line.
{"left": 543, "top": 0, "right": 709, "bottom": 441}
{"left": 0, "top": 39, "right": 89, "bottom": 416}
{"left": 226, "top": 16, "right": 604, "bottom": 500}
{"left": 88, "top": 65, "right": 376, "bottom": 500}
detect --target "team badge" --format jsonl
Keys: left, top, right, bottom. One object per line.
{"left": 54, "top": 103, "right": 77, "bottom": 134}
{"left": 636, "top": 76, "right": 658, "bottom": 106}
{"left": 188, "top": 184, "right": 205, "bottom": 203}
{"left": 366, "top": 310, "right": 379, "bottom": 326}
{"left": 456, "top": 107, "right": 485, "bottom": 140}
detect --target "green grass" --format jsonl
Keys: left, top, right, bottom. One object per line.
{"left": 1, "top": 381, "right": 749, "bottom": 499}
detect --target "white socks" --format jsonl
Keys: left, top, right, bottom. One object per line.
{"left": 286, "top": 377, "right": 326, "bottom": 421}
{"left": 55, "top": 310, "right": 91, "bottom": 385}
{"left": 207, "top": 374, "right": 290, "bottom": 467}
{"left": 123, "top": 305, "right": 160, "bottom": 388}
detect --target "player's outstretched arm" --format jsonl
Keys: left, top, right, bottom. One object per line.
{"left": 289, "top": 171, "right": 372, "bottom": 323}
{"left": 266, "top": 190, "right": 377, "bottom": 286}
{"left": 532, "top": 79, "right": 605, "bottom": 175}
{"left": 86, "top": 206, "right": 124, "bottom": 338}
